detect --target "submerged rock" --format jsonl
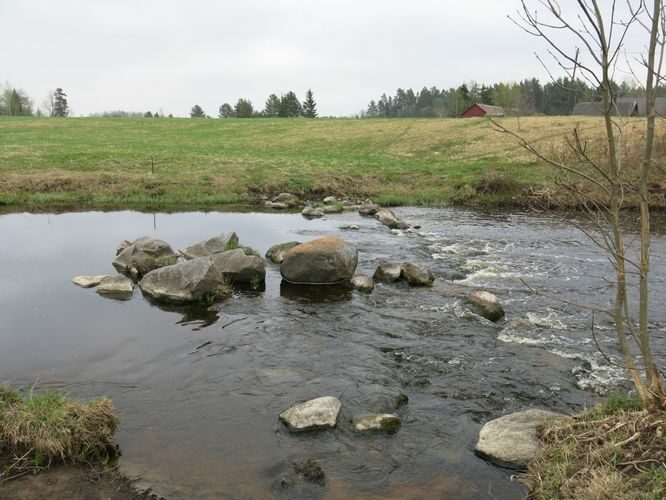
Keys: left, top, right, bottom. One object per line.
{"left": 265, "top": 241, "right": 301, "bottom": 264}
{"left": 72, "top": 275, "right": 109, "bottom": 288}
{"left": 279, "top": 396, "right": 342, "bottom": 432}
{"left": 475, "top": 409, "right": 568, "bottom": 470}
{"left": 375, "top": 209, "right": 408, "bottom": 230}
{"left": 373, "top": 262, "right": 402, "bottom": 283}
{"left": 353, "top": 414, "right": 401, "bottom": 434}
{"left": 211, "top": 249, "right": 265, "bottom": 284}
{"left": 301, "top": 206, "right": 324, "bottom": 218}
{"left": 96, "top": 275, "right": 134, "bottom": 297}
{"left": 140, "top": 257, "right": 221, "bottom": 304}
{"left": 350, "top": 275, "right": 374, "bottom": 293}
{"left": 179, "top": 232, "right": 239, "bottom": 260}
{"left": 467, "top": 290, "right": 505, "bottom": 322}
{"left": 401, "top": 262, "right": 435, "bottom": 286}
{"left": 112, "top": 236, "right": 177, "bottom": 279}
{"left": 281, "top": 236, "right": 358, "bottom": 285}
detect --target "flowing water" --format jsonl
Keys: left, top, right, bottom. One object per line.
{"left": 1, "top": 207, "right": 665, "bottom": 499}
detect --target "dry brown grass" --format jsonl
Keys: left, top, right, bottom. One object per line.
{"left": 523, "top": 397, "right": 666, "bottom": 499}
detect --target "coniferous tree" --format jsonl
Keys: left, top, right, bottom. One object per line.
{"left": 366, "top": 100, "right": 379, "bottom": 117}
{"left": 190, "top": 104, "right": 205, "bottom": 118}
{"left": 234, "top": 98, "right": 254, "bottom": 118}
{"left": 219, "top": 103, "right": 235, "bottom": 118}
{"left": 264, "top": 94, "right": 280, "bottom": 117}
{"left": 278, "top": 91, "right": 302, "bottom": 117}
{"left": 52, "top": 88, "right": 68, "bottom": 117}
{"left": 302, "top": 89, "right": 317, "bottom": 118}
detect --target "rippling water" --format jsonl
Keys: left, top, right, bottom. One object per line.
{"left": 1, "top": 207, "right": 664, "bottom": 499}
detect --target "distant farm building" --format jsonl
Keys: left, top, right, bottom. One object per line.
{"left": 571, "top": 97, "right": 666, "bottom": 116}
{"left": 461, "top": 103, "right": 505, "bottom": 118}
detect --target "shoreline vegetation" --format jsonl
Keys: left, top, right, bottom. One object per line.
{"left": 0, "top": 385, "right": 149, "bottom": 499}
{"left": 523, "top": 395, "right": 665, "bottom": 499}
{"left": 1, "top": 116, "right": 664, "bottom": 212}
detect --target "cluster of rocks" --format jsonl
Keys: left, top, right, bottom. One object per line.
{"left": 73, "top": 234, "right": 265, "bottom": 303}
{"left": 279, "top": 395, "right": 403, "bottom": 434}
{"left": 261, "top": 192, "right": 367, "bottom": 216}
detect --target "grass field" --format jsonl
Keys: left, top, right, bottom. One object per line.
{"left": 0, "top": 115, "right": 659, "bottom": 210}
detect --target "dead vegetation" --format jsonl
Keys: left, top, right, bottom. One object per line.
{"left": 523, "top": 397, "right": 666, "bottom": 499}
{"left": 0, "top": 386, "right": 119, "bottom": 482}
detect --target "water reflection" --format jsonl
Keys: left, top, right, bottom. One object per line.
{"left": 1, "top": 208, "right": 665, "bottom": 499}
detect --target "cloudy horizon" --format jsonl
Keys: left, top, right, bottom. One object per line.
{"left": 0, "top": 0, "right": 650, "bottom": 117}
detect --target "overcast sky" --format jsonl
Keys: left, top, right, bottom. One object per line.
{"left": 0, "top": 1, "right": 650, "bottom": 117}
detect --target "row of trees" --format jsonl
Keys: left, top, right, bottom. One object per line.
{"left": 364, "top": 78, "right": 666, "bottom": 118}
{"left": 0, "top": 84, "right": 69, "bottom": 117}
{"left": 189, "top": 89, "right": 318, "bottom": 119}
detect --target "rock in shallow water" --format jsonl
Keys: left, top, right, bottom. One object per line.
{"left": 280, "top": 236, "right": 357, "bottom": 285}
{"left": 373, "top": 262, "right": 402, "bottom": 283}
{"left": 210, "top": 249, "right": 265, "bottom": 284}
{"left": 265, "top": 241, "right": 301, "bottom": 264}
{"left": 96, "top": 275, "right": 134, "bottom": 297}
{"left": 467, "top": 290, "right": 505, "bottom": 322}
{"left": 401, "top": 262, "right": 435, "bottom": 286}
{"left": 112, "top": 236, "right": 177, "bottom": 279}
{"left": 353, "top": 414, "right": 401, "bottom": 433}
{"left": 475, "top": 409, "right": 568, "bottom": 470}
{"left": 140, "top": 257, "right": 221, "bottom": 303}
{"left": 279, "top": 396, "right": 342, "bottom": 432}
{"left": 301, "top": 206, "right": 324, "bottom": 218}
{"left": 350, "top": 275, "right": 374, "bottom": 293}
{"left": 375, "top": 209, "right": 408, "bottom": 230}
{"left": 179, "top": 232, "right": 238, "bottom": 259}
{"left": 72, "top": 275, "right": 109, "bottom": 288}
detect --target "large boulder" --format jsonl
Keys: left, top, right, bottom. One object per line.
{"left": 211, "top": 249, "right": 265, "bottom": 284}
{"left": 475, "top": 409, "right": 568, "bottom": 469}
{"left": 279, "top": 396, "right": 342, "bottom": 433}
{"left": 401, "top": 262, "right": 435, "bottom": 286}
{"left": 140, "top": 257, "right": 222, "bottom": 303}
{"left": 373, "top": 261, "right": 402, "bottom": 283}
{"left": 280, "top": 236, "right": 358, "bottom": 285}
{"left": 96, "top": 275, "right": 134, "bottom": 298}
{"left": 467, "top": 291, "right": 505, "bottom": 322}
{"left": 266, "top": 241, "right": 301, "bottom": 264}
{"left": 112, "top": 236, "right": 177, "bottom": 279}
{"left": 375, "top": 209, "right": 408, "bottom": 230}
{"left": 179, "top": 232, "right": 239, "bottom": 260}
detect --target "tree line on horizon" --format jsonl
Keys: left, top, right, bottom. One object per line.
{"left": 363, "top": 77, "right": 666, "bottom": 118}
{"left": 189, "top": 89, "right": 318, "bottom": 119}
{"left": 3, "top": 78, "right": 665, "bottom": 119}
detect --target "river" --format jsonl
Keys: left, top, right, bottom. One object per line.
{"left": 1, "top": 207, "right": 664, "bottom": 499}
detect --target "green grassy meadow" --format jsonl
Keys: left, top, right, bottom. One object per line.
{"left": 0, "top": 115, "right": 650, "bottom": 210}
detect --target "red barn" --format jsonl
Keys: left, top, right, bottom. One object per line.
{"left": 461, "top": 103, "right": 505, "bottom": 118}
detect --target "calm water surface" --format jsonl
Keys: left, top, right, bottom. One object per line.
{"left": 1, "top": 207, "right": 665, "bottom": 499}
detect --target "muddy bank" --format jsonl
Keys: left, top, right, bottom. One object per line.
{"left": 0, "top": 464, "right": 157, "bottom": 500}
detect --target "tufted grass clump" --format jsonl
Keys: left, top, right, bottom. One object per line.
{"left": 0, "top": 386, "right": 119, "bottom": 479}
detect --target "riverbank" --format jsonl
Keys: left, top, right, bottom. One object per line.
{"left": 0, "top": 386, "right": 150, "bottom": 499}
{"left": 1, "top": 116, "right": 663, "bottom": 210}
{"left": 523, "top": 395, "right": 665, "bottom": 499}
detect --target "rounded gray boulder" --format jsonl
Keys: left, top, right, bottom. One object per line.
{"left": 280, "top": 236, "right": 358, "bottom": 285}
